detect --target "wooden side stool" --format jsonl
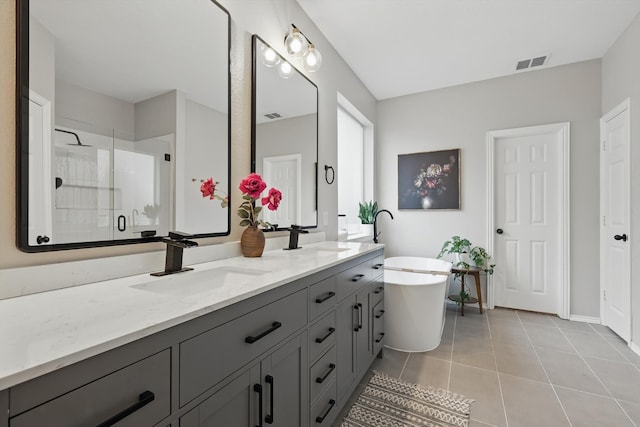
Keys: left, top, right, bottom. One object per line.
{"left": 449, "top": 266, "right": 483, "bottom": 316}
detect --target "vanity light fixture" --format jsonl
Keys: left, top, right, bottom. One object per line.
{"left": 284, "top": 24, "right": 322, "bottom": 72}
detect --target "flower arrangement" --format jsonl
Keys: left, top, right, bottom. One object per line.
{"left": 237, "top": 173, "right": 282, "bottom": 227}
{"left": 412, "top": 155, "right": 456, "bottom": 201}
{"left": 200, "top": 173, "right": 281, "bottom": 227}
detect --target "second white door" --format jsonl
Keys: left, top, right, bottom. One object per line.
{"left": 490, "top": 123, "right": 569, "bottom": 316}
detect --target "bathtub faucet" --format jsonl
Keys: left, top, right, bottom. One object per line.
{"left": 373, "top": 209, "right": 394, "bottom": 243}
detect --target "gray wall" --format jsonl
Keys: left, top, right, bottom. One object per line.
{"left": 376, "top": 60, "right": 602, "bottom": 318}
{"left": 602, "top": 14, "right": 640, "bottom": 345}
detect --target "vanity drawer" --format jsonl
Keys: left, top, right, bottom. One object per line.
{"left": 309, "top": 311, "right": 336, "bottom": 362}
{"left": 336, "top": 261, "right": 371, "bottom": 301}
{"left": 309, "top": 276, "right": 337, "bottom": 321}
{"left": 370, "top": 276, "right": 385, "bottom": 307}
{"left": 310, "top": 378, "right": 338, "bottom": 426}
{"left": 10, "top": 349, "right": 170, "bottom": 427}
{"left": 180, "top": 288, "right": 308, "bottom": 406}
{"left": 372, "top": 300, "right": 385, "bottom": 355}
{"left": 370, "top": 254, "right": 385, "bottom": 280}
{"left": 310, "top": 346, "right": 337, "bottom": 403}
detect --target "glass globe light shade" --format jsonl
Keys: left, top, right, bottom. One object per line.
{"left": 278, "top": 61, "right": 294, "bottom": 79}
{"left": 302, "top": 45, "right": 322, "bottom": 72}
{"left": 284, "top": 27, "right": 308, "bottom": 57}
{"left": 261, "top": 45, "right": 280, "bottom": 68}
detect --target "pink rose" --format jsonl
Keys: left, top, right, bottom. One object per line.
{"left": 261, "top": 188, "right": 282, "bottom": 211}
{"left": 200, "top": 177, "right": 216, "bottom": 199}
{"left": 239, "top": 173, "right": 267, "bottom": 199}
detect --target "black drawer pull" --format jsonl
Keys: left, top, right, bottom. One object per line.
{"left": 351, "top": 274, "right": 365, "bottom": 282}
{"left": 374, "top": 286, "right": 384, "bottom": 294}
{"left": 372, "top": 263, "right": 383, "bottom": 270}
{"left": 315, "top": 291, "right": 336, "bottom": 304}
{"left": 265, "top": 375, "right": 274, "bottom": 424}
{"left": 315, "top": 327, "right": 335, "bottom": 344}
{"left": 353, "top": 304, "right": 361, "bottom": 332}
{"left": 254, "top": 384, "right": 263, "bottom": 427}
{"left": 375, "top": 310, "right": 385, "bottom": 319}
{"left": 245, "top": 322, "right": 282, "bottom": 344}
{"left": 315, "top": 399, "right": 336, "bottom": 423}
{"left": 97, "top": 390, "right": 154, "bottom": 427}
{"left": 315, "top": 363, "right": 336, "bottom": 384}
{"left": 375, "top": 333, "right": 385, "bottom": 343}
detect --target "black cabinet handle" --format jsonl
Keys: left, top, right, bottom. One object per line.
{"left": 265, "top": 375, "right": 274, "bottom": 424}
{"left": 97, "top": 390, "right": 154, "bottom": 427}
{"left": 315, "top": 327, "right": 335, "bottom": 344}
{"left": 254, "top": 384, "right": 263, "bottom": 427}
{"left": 315, "top": 399, "right": 336, "bottom": 424}
{"left": 375, "top": 333, "right": 385, "bottom": 343}
{"left": 357, "top": 303, "right": 363, "bottom": 330}
{"left": 372, "top": 263, "right": 383, "bottom": 270}
{"left": 315, "top": 291, "right": 336, "bottom": 304}
{"left": 353, "top": 304, "right": 360, "bottom": 332}
{"left": 375, "top": 309, "right": 385, "bottom": 319}
{"left": 614, "top": 234, "right": 628, "bottom": 242}
{"left": 373, "top": 286, "right": 384, "bottom": 294}
{"left": 117, "top": 215, "right": 126, "bottom": 232}
{"left": 351, "top": 274, "right": 365, "bottom": 282}
{"left": 245, "top": 322, "right": 282, "bottom": 344}
{"left": 315, "top": 363, "right": 336, "bottom": 384}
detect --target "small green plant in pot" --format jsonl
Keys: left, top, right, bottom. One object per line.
{"left": 358, "top": 201, "right": 378, "bottom": 224}
{"left": 438, "top": 235, "right": 496, "bottom": 303}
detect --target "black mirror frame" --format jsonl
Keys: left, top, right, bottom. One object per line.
{"left": 250, "top": 34, "right": 319, "bottom": 230}
{"left": 15, "top": 0, "right": 232, "bottom": 252}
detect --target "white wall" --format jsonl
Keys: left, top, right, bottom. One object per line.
{"left": 602, "top": 13, "right": 640, "bottom": 346}
{"left": 376, "top": 60, "right": 602, "bottom": 318}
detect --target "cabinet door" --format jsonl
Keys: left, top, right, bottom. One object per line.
{"left": 355, "top": 286, "right": 371, "bottom": 374}
{"left": 260, "top": 332, "right": 308, "bottom": 427}
{"left": 180, "top": 366, "right": 260, "bottom": 427}
{"left": 336, "top": 297, "right": 357, "bottom": 401}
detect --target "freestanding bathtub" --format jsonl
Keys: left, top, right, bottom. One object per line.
{"left": 384, "top": 257, "right": 452, "bottom": 352}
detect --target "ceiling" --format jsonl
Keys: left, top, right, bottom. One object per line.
{"left": 297, "top": 0, "right": 640, "bottom": 100}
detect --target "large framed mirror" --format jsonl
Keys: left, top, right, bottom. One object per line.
{"left": 16, "top": 0, "right": 231, "bottom": 252}
{"left": 251, "top": 35, "right": 318, "bottom": 229}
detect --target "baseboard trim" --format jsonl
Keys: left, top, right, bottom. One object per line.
{"left": 569, "top": 315, "right": 600, "bottom": 324}
{"left": 630, "top": 342, "right": 640, "bottom": 357}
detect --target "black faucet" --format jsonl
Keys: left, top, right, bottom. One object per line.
{"left": 284, "top": 224, "right": 309, "bottom": 250}
{"left": 373, "top": 209, "right": 394, "bottom": 243}
{"left": 151, "top": 231, "right": 198, "bottom": 276}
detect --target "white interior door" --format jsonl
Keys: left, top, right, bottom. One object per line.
{"left": 489, "top": 123, "right": 570, "bottom": 316}
{"left": 262, "top": 154, "right": 301, "bottom": 228}
{"left": 28, "top": 91, "right": 53, "bottom": 246}
{"left": 600, "top": 99, "right": 631, "bottom": 342}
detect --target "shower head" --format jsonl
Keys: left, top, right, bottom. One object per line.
{"left": 55, "top": 128, "right": 92, "bottom": 147}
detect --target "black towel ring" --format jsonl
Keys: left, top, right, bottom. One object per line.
{"left": 324, "top": 165, "right": 335, "bottom": 185}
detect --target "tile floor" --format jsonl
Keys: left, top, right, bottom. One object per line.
{"left": 333, "top": 305, "right": 640, "bottom": 427}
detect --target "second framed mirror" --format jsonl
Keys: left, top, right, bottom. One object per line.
{"left": 251, "top": 35, "right": 318, "bottom": 230}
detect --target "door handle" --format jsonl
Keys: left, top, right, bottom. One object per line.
{"left": 496, "top": 228, "right": 503, "bottom": 235}
{"left": 614, "top": 234, "right": 628, "bottom": 242}
{"left": 265, "top": 375, "right": 274, "bottom": 424}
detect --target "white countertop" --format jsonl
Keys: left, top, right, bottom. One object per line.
{"left": 0, "top": 241, "right": 383, "bottom": 390}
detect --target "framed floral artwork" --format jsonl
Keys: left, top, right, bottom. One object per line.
{"left": 398, "top": 149, "right": 461, "bottom": 210}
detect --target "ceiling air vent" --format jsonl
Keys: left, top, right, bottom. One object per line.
{"left": 264, "top": 112, "right": 281, "bottom": 119}
{"left": 531, "top": 56, "right": 547, "bottom": 67}
{"left": 516, "top": 55, "right": 549, "bottom": 71}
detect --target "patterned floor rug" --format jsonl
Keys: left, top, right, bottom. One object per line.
{"left": 340, "top": 372, "right": 474, "bottom": 427}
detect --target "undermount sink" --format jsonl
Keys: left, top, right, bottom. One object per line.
{"left": 131, "top": 266, "right": 271, "bottom": 297}
{"left": 301, "top": 246, "right": 351, "bottom": 255}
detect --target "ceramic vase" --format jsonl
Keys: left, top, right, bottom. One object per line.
{"left": 241, "top": 226, "right": 265, "bottom": 257}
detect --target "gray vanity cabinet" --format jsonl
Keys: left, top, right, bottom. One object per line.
{"left": 181, "top": 331, "right": 308, "bottom": 427}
